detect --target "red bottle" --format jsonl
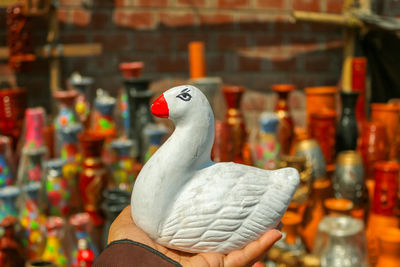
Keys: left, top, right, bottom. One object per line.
{"left": 272, "top": 84, "right": 295, "bottom": 155}
{"left": 222, "top": 86, "right": 247, "bottom": 164}
{"left": 78, "top": 131, "right": 107, "bottom": 226}
{"left": 358, "top": 122, "right": 389, "bottom": 180}
{"left": 351, "top": 57, "right": 367, "bottom": 123}
{"left": 0, "top": 216, "right": 25, "bottom": 267}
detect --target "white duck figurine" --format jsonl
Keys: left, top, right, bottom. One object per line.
{"left": 131, "top": 85, "right": 299, "bottom": 254}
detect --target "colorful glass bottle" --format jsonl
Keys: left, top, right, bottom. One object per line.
{"left": 125, "top": 78, "right": 154, "bottom": 162}
{"left": 223, "top": 85, "right": 247, "bottom": 164}
{"left": 272, "top": 84, "right": 295, "bottom": 155}
{"left": 0, "top": 216, "right": 25, "bottom": 267}
{"left": 58, "top": 124, "right": 82, "bottom": 163}
{"left": 42, "top": 217, "right": 67, "bottom": 267}
{"left": 0, "top": 136, "right": 13, "bottom": 187}
{"left": 19, "top": 191, "right": 46, "bottom": 260}
{"left": 93, "top": 89, "right": 117, "bottom": 140}
{"left": 79, "top": 132, "right": 107, "bottom": 227}
{"left": 251, "top": 112, "right": 280, "bottom": 170}
{"left": 0, "top": 186, "right": 19, "bottom": 222}
{"left": 70, "top": 212, "right": 98, "bottom": 266}
{"left": 143, "top": 125, "right": 168, "bottom": 163}
{"left": 76, "top": 239, "right": 95, "bottom": 267}
{"left": 110, "top": 139, "right": 138, "bottom": 191}
{"left": 69, "top": 72, "right": 94, "bottom": 129}
{"left": 44, "top": 159, "right": 70, "bottom": 216}
{"left": 53, "top": 90, "right": 79, "bottom": 130}
{"left": 336, "top": 91, "right": 359, "bottom": 153}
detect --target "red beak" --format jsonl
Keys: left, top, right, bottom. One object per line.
{"left": 151, "top": 94, "right": 169, "bottom": 118}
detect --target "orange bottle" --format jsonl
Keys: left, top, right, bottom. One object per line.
{"left": 370, "top": 103, "right": 400, "bottom": 160}
{"left": 376, "top": 227, "right": 400, "bottom": 267}
{"left": 302, "top": 179, "right": 332, "bottom": 251}
{"left": 305, "top": 86, "right": 337, "bottom": 126}
{"left": 188, "top": 41, "right": 205, "bottom": 79}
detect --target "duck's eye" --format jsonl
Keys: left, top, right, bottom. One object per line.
{"left": 177, "top": 92, "right": 192, "bottom": 102}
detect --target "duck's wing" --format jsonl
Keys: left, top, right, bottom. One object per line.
{"left": 157, "top": 162, "right": 299, "bottom": 254}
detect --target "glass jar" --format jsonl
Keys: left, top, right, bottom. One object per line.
{"left": 250, "top": 112, "right": 280, "bottom": 170}
{"left": 313, "top": 215, "right": 367, "bottom": 267}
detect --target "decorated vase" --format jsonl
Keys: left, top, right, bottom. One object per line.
{"left": 336, "top": 91, "right": 359, "bottom": 153}
{"left": 272, "top": 84, "right": 295, "bottom": 155}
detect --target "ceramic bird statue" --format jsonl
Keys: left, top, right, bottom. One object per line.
{"left": 131, "top": 85, "right": 300, "bottom": 254}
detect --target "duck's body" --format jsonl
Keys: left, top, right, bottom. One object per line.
{"left": 131, "top": 85, "right": 299, "bottom": 254}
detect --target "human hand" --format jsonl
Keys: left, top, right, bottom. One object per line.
{"left": 108, "top": 206, "right": 282, "bottom": 267}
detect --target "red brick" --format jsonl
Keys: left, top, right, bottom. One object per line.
{"left": 90, "top": 10, "right": 110, "bottom": 29}
{"left": 236, "top": 15, "right": 270, "bottom": 30}
{"left": 176, "top": 33, "right": 211, "bottom": 51}
{"left": 59, "top": 0, "right": 82, "bottom": 6}
{"left": 207, "top": 54, "right": 225, "bottom": 73}
{"left": 239, "top": 56, "right": 262, "bottom": 72}
{"left": 114, "top": 0, "right": 125, "bottom": 7}
{"left": 57, "top": 8, "right": 69, "bottom": 23}
{"left": 257, "top": 0, "right": 285, "bottom": 9}
{"left": 159, "top": 12, "right": 196, "bottom": 27}
{"left": 176, "top": 0, "right": 206, "bottom": 7}
{"left": 133, "top": 32, "right": 173, "bottom": 51}
{"left": 72, "top": 9, "right": 90, "bottom": 27}
{"left": 273, "top": 17, "right": 305, "bottom": 32}
{"left": 60, "top": 33, "right": 87, "bottom": 44}
{"left": 114, "top": 9, "right": 155, "bottom": 29}
{"left": 327, "top": 0, "right": 343, "bottom": 13}
{"left": 217, "top": 34, "right": 248, "bottom": 50}
{"left": 199, "top": 13, "right": 234, "bottom": 25}
{"left": 308, "top": 22, "right": 342, "bottom": 32}
{"left": 155, "top": 54, "right": 188, "bottom": 73}
{"left": 218, "top": 0, "right": 250, "bottom": 8}
{"left": 305, "top": 54, "right": 331, "bottom": 71}
{"left": 93, "top": 33, "right": 130, "bottom": 51}
{"left": 292, "top": 0, "right": 320, "bottom": 12}
{"left": 271, "top": 56, "right": 297, "bottom": 71}
{"left": 254, "top": 34, "right": 283, "bottom": 47}
{"left": 289, "top": 36, "right": 319, "bottom": 51}
{"left": 138, "top": 0, "right": 168, "bottom": 7}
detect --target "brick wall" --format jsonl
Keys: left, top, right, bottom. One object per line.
{"left": 2, "top": 0, "right": 397, "bottom": 118}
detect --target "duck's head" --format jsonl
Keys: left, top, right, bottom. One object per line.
{"left": 151, "top": 85, "right": 211, "bottom": 122}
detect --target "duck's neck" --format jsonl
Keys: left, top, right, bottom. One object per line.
{"left": 132, "top": 106, "right": 215, "bottom": 237}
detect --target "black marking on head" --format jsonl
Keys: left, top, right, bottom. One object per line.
{"left": 176, "top": 89, "right": 192, "bottom": 102}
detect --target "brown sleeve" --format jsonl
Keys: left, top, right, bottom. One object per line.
{"left": 93, "top": 239, "right": 182, "bottom": 267}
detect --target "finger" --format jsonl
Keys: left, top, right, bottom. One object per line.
{"left": 224, "top": 230, "right": 282, "bottom": 267}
